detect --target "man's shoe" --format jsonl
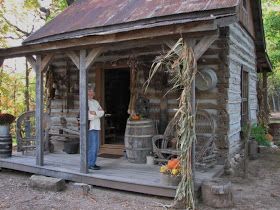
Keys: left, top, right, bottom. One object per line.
{"left": 89, "top": 165, "right": 101, "bottom": 170}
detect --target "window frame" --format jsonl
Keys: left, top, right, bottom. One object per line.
{"left": 241, "top": 66, "right": 249, "bottom": 127}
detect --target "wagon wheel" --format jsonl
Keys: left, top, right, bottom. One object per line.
{"left": 195, "top": 110, "right": 216, "bottom": 165}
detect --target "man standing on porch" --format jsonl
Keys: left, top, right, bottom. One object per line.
{"left": 88, "top": 87, "right": 104, "bottom": 170}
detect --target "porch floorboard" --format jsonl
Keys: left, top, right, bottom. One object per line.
{"left": 0, "top": 152, "right": 224, "bottom": 197}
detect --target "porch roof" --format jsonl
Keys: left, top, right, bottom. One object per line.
{"left": 23, "top": 0, "right": 239, "bottom": 45}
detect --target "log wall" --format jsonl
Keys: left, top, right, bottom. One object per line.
{"left": 227, "top": 23, "right": 257, "bottom": 158}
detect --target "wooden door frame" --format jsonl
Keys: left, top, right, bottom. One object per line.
{"left": 95, "top": 65, "right": 129, "bottom": 155}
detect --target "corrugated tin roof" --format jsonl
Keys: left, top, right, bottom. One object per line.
{"left": 24, "top": 0, "right": 239, "bottom": 44}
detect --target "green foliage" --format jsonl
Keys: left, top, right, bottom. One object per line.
{"left": 46, "top": 0, "right": 69, "bottom": 21}
{"left": 23, "top": 0, "right": 40, "bottom": 9}
{"left": 263, "top": 0, "right": 280, "bottom": 96}
{"left": 251, "top": 124, "right": 271, "bottom": 146}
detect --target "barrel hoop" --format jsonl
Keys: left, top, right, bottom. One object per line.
{"left": 126, "top": 125, "right": 154, "bottom": 128}
{"left": 125, "top": 147, "right": 152, "bottom": 151}
{"left": 127, "top": 120, "right": 153, "bottom": 125}
{"left": 125, "top": 134, "right": 153, "bottom": 138}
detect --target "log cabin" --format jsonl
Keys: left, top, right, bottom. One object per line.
{"left": 0, "top": 0, "right": 272, "bottom": 197}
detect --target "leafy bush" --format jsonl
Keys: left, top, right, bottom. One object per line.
{"left": 251, "top": 124, "right": 271, "bottom": 146}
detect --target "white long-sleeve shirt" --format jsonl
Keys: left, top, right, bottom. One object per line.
{"left": 88, "top": 99, "right": 104, "bottom": 130}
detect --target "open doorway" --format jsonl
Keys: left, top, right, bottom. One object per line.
{"left": 104, "top": 69, "right": 130, "bottom": 145}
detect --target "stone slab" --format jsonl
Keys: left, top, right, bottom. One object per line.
{"left": 29, "top": 175, "right": 65, "bottom": 192}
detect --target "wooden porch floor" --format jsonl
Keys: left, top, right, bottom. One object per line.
{"left": 0, "top": 152, "right": 224, "bottom": 197}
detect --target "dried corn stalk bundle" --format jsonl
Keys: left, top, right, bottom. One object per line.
{"left": 145, "top": 38, "right": 197, "bottom": 209}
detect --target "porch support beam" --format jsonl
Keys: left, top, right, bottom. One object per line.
{"left": 263, "top": 71, "right": 269, "bottom": 122}
{"left": 193, "top": 33, "right": 219, "bottom": 60}
{"left": 26, "top": 53, "right": 53, "bottom": 167}
{"left": 41, "top": 54, "right": 54, "bottom": 73}
{"left": 34, "top": 55, "right": 44, "bottom": 166}
{"left": 85, "top": 47, "right": 103, "bottom": 70}
{"left": 79, "top": 49, "right": 88, "bottom": 174}
{"left": 26, "top": 56, "right": 36, "bottom": 69}
{"left": 0, "top": 59, "right": 4, "bottom": 67}
{"left": 66, "top": 51, "right": 79, "bottom": 68}
{"left": 67, "top": 47, "right": 103, "bottom": 174}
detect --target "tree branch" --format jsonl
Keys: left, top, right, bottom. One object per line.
{"left": 2, "top": 15, "right": 30, "bottom": 36}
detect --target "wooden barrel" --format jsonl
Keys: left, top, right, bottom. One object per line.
{"left": 0, "top": 135, "right": 12, "bottom": 158}
{"left": 125, "top": 119, "right": 155, "bottom": 163}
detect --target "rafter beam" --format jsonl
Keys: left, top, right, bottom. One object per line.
{"left": 0, "top": 19, "right": 218, "bottom": 59}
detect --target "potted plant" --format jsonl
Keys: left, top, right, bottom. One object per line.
{"left": 160, "top": 159, "right": 182, "bottom": 186}
{"left": 0, "top": 113, "right": 15, "bottom": 136}
{"left": 251, "top": 124, "right": 271, "bottom": 147}
{"left": 249, "top": 123, "right": 273, "bottom": 157}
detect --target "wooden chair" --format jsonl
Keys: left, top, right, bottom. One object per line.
{"left": 152, "top": 110, "right": 217, "bottom": 167}
{"left": 16, "top": 111, "right": 52, "bottom": 154}
{"left": 152, "top": 116, "right": 179, "bottom": 162}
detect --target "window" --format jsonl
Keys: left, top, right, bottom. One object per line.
{"left": 241, "top": 66, "right": 249, "bottom": 127}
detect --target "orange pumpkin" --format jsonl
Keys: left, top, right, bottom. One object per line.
{"left": 167, "top": 159, "right": 180, "bottom": 170}
{"left": 131, "top": 114, "right": 140, "bottom": 121}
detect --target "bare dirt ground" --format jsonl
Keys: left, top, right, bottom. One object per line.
{"left": 1, "top": 153, "right": 280, "bottom": 210}
{"left": 198, "top": 153, "right": 280, "bottom": 210}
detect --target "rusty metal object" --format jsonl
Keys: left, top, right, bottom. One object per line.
{"left": 24, "top": 0, "right": 238, "bottom": 44}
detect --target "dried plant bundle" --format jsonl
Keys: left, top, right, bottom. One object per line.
{"left": 145, "top": 38, "right": 197, "bottom": 209}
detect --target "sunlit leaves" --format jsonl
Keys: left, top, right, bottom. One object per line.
{"left": 23, "top": 0, "right": 40, "bottom": 9}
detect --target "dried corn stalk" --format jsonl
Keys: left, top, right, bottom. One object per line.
{"left": 145, "top": 38, "right": 197, "bottom": 209}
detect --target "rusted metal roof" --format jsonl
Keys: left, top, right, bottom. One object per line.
{"left": 24, "top": 0, "right": 239, "bottom": 44}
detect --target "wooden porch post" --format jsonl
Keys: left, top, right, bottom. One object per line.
{"left": 27, "top": 54, "right": 53, "bottom": 166}
{"left": 67, "top": 48, "right": 103, "bottom": 173}
{"left": 191, "top": 79, "right": 196, "bottom": 181}
{"left": 35, "top": 55, "right": 44, "bottom": 166}
{"left": 79, "top": 49, "right": 89, "bottom": 174}
{"left": 263, "top": 71, "right": 269, "bottom": 119}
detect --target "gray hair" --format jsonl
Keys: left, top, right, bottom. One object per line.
{"left": 88, "top": 83, "right": 95, "bottom": 91}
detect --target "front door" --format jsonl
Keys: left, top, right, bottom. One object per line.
{"left": 98, "top": 68, "right": 130, "bottom": 155}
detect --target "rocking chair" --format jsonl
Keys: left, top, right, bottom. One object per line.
{"left": 152, "top": 110, "right": 217, "bottom": 168}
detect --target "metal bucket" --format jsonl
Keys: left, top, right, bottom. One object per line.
{"left": 0, "top": 124, "right": 10, "bottom": 136}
